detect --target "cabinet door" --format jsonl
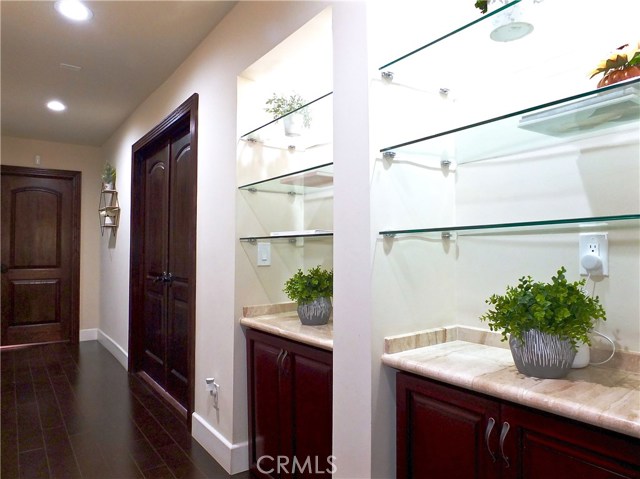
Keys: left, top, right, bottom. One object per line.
{"left": 288, "top": 341, "right": 333, "bottom": 477}
{"left": 247, "top": 330, "right": 288, "bottom": 479}
{"left": 397, "top": 372, "right": 501, "bottom": 479}
{"left": 501, "top": 403, "right": 640, "bottom": 479}
{"left": 247, "top": 329, "right": 333, "bottom": 479}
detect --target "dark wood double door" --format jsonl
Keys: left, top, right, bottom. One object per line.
{"left": 130, "top": 95, "right": 198, "bottom": 418}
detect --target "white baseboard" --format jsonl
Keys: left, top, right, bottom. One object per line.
{"left": 192, "top": 412, "right": 248, "bottom": 474}
{"left": 97, "top": 329, "right": 128, "bottom": 371}
{"left": 79, "top": 328, "right": 98, "bottom": 341}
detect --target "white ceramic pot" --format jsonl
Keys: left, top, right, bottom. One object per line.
{"left": 571, "top": 330, "right": 616, "bottom": 368}
{"left": 283, "top": 112, "right": 304, "bottom": 137}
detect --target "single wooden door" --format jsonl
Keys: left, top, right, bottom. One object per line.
{"left": 1, "top": 166, "right": 80, "bottom": 346}
{"left": 130, "top": 96, "right": 198, "bottom": 419}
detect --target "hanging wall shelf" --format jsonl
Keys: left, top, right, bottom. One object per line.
{"left": 99, "top": 184, "right": 120, "bottom": 235}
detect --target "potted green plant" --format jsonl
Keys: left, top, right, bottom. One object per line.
{"left": 102, "top": 162, "right": 116, "bottom": 190}
{"left": 264, "top": 93, "right": 311, "bottom": 137}
{"left": 590, "top": 42, "right": 640, "bottom": 88}
{"left": 283, "top": 265, "right": 333, "bottom": 325}
{"left": 474, "top": 0, "right": 490, "bottom": 13}
{"left": 480, "top": 267, "right": 606, "bottom": 379}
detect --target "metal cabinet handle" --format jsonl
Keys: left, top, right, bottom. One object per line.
{"left": 485, "top": 417, "right": 497, "bottom": 463}
{"left": 499, "top": 421, "right": 511, "bottom": 468}
{"left": 276, "top": 349, "right": 284, "bottom": 368}
{"left": 280, "top": 350, "right": 289, "bottom": 375}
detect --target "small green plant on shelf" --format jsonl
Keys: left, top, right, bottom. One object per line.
{"left": 264, "top": 93, "right": 311, "bottom": 128}
{"left": 475, "top": 0, "right": 490, "bottom": 13}
{"left": 102, "top": 162, "right": 116, "bottom": 188}
{"left": 479, "top": 266, "right": 606, "bottom": 350}
{"left": 283, "top": 266, "right": 333, "bottom": 305}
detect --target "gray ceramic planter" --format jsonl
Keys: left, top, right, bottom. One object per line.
{"left": 509, "top": 330, "right": 576, "bottom": 379}
{"left": 297, "top": 297, "right": 332, "bottom": 326}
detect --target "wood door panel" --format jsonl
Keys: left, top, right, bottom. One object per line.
{"left": 1, "top": 167, "right": 79, "bottom": 346}
{"left": 11, "top": 188, "right": 62, "bottom": 267}
{"left": 9, "top": 279, "right": 59, "bottom": 324}
{"left": 518, "top": 431, "right": 639, "bottom": 479}
{"left": 142, "top": 290, "right": 165, "bottom": 384}
{"left": 248, "top": 334, "right": 283, "bottom": 473}
{"left": 410, "top": 393, "right": 486, "bottom": 479}
{"left": 144, "top": 152, "right": 168, "bottom": 277}
{"left": 166, "top": 288, "right": 189, "bottom": 406}
{"left": 397, "top": 373, "right": 500, "bottom": 479}
{"left": 502, "top": 403, "right": 640, "bottom": 479}
{"left": 291, "top": 353, "right": 333, "bottom": 477}
{"left": 169, "top": 134, "right": 193, "bottom": 278}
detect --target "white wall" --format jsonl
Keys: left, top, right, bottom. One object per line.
{"left": 367, "top": 0, "right": 639, "bottom": 476}
{"left": 369, "top": 0, "right": 640, "bottom": 350}
{"left": 1, "top": 136, "right": 103, "bottom": 337}
{"left": 98, "top": 1, "right": 330, "bottom": 473}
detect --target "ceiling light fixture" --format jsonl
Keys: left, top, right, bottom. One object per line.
{"left": 54, "top": 0, "right": 93, "bottom": 22}
{"left": 47, "top": 100, "right": 67, "bottom": 112}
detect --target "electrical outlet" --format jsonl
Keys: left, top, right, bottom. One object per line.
{"left": 205, "top": 378, "right": 219, "bottom": 409}
{"left": 579, "top": 233, "right": 608, "bottom": 276}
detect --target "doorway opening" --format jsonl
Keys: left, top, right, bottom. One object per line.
{"left": 128, "top": 94, "right": 198, "bottom": 423}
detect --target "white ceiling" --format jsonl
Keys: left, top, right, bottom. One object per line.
{"left": 1, "top": 1, "right": 236, "bottom": 146}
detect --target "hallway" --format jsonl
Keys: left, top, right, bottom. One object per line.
{"left": 1, "top": 341, "right": 249, "bottom": 479}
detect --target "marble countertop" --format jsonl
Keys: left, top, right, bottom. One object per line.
{"left": 240, "top": 302, "right": 333, "bottom": 351}
{"left": 382, "top": 326, "right": 640, "bottom": 439}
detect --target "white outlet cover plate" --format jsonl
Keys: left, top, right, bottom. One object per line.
{"left": 579, "top": 232, "right": 608, "bottom": 276}
{"left": 257, "top": 242, "right": 271, "bottom": 266}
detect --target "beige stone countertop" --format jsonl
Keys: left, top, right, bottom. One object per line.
{"left": 382, "top": 326, "right": 640, "bottom": 439}
{"left": 240, "top": 302, "right": 333, "bottom": 351}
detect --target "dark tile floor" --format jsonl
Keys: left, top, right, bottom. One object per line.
{"left": 1, "top": 341, "right": 250, "bottom": 479}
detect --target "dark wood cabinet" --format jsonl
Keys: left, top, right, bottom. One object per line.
{"left": 397, "top": 372, "right": 640, "bottom": 479}
{"left": 247, "top": 329, "right": 333, "bottom": 479}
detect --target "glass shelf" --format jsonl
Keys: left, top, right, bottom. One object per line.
{"left": 239, "top": 162, "right": 333, "bottom": 194}
{"left": 380, "top": 79, "right": 639, "bottom": 165}
{"left": 376, "top": 1, "right": 638, "bottom": 130}
{"left": 240, "top": 232, "right": 333, "bottom": 243}
{"left": 379, "top": 0, "right": 521, "bottom": 73}
{"left": 240, "top": 92, "right": 332, "bottom": 151}
{"left": 380, "top": 214, "right": 640, "bottom": 239}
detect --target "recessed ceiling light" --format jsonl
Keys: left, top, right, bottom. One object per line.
{"left": 47, "top": 100, "right": 67, "bottom": 112}
{"left": 54, "top": 0, "right": 93, "bottom": 22}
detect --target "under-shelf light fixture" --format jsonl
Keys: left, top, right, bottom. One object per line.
{"left": 489, "top": 0, "right": 543, "bottom": 42}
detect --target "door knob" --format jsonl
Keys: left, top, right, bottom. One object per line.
{"left": 152, "top": 272, "right": 174, "bottom": 283}
{"left": 153, "top": 272, "right": 168, "bottom": 283}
